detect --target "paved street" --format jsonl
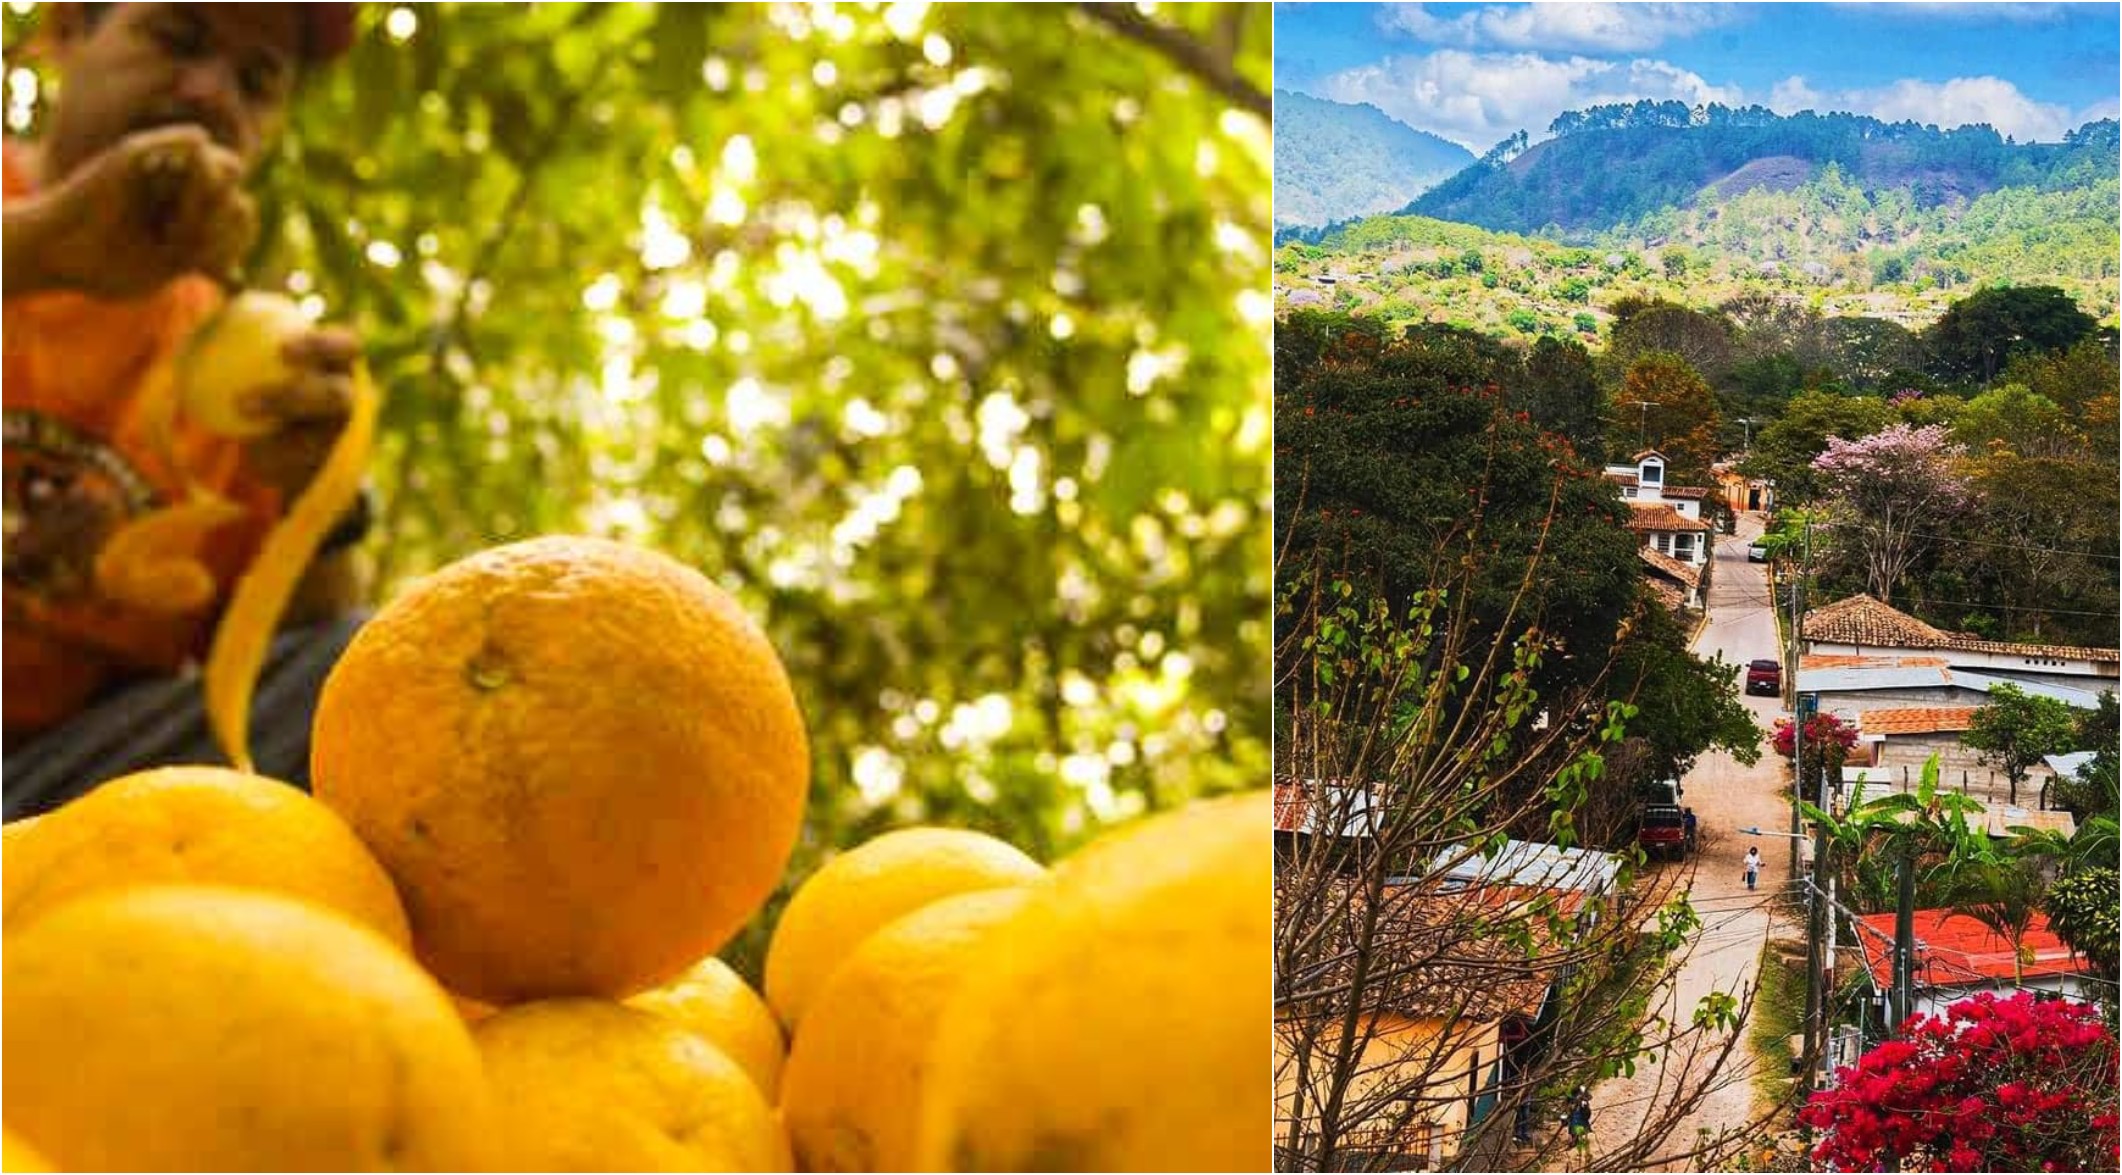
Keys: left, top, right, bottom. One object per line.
{"left": 1569, "top": 516, "right": 1800, "bottom": 1171}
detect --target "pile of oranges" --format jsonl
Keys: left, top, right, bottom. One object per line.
{"left": 2, "top": 535, "right": 1265, "bottom": 1172}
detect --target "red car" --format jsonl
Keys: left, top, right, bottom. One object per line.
{"left": 1746, "top": 659, "right": 1783, "bottom": 696}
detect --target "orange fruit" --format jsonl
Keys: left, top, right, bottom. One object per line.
{"left": 764, "top": 827, "right": 1044, "bottom": 1031}
{"left": 2, "top": 1127, "right": 51, "bottom": 1172}
{"left": 627, "top": 957, "right": 787, "bottom": 1099}
{"left": 781, "top": 887, "right": 1035, "bottom": 1172}
{"left": 311, "top": 535, "right": 810, "bottom": 1003}
{"left": 915, "top": 791, "right": 1271, "bottom": 1172}
{"left": 0, "top": 766, "right": 408, "bottom": 946}
{"left": 2, "top": 885, "right": 495, "bottom": 1171}
{"left": 474, "top": 999, "right": 791, "bottom": 1172}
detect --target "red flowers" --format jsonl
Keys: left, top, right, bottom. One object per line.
{"left": 1800, "top": 991, "right": 2118, "bottom": 1172}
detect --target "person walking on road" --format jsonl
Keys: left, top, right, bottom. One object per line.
{"left": 1744, "top": 845, "right": 1762, "bottom": 891}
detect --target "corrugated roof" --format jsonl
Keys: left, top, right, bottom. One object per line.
{"left": 1860, "top": 707, "right": 1979, "bottom": 735}
{"left": 1852, "top": 908, "right": 2091, "bottom": 991}
{"left": 2045, "top": 751, "right": 2098, "bottom": 779}
{"left": 1804, "top": 594, "right": 2119, "bottom": 664}
{"left": 1798, "top": 664, "right": 1957, "bottom": 694}
{"left": 1625, "top": 503, "right": 1712, "bottom": 533}
{"left": 1638, "top": 546, "right": 1702, "bottom": 588}
{"left": 1796, "top": 666, "right": 2103, "bottom": 709}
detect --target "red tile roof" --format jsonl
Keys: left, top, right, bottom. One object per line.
{"left": 1661, "top": 486, "right": 1711, "bottom": 500}
{"left": 1852, "top": 908, "right": 2091, "bottom": 991}
{"left": 1638, "top": 546, "right": 1702, "bottom": 588}
{"left": 1606, "top": 471, "right": 1641, "bottom": 487}
{"left": 1624, "top": 503, "right": 1712, "bottom": 533}
{"left": 1644, "top": 579, "right": 1688, "bottom": 613}
{"left": 1804, "top": 594, "right": 2119, "bottom": 664}
{"left": 1860, "top": 707, "right": 1980, "bottom": 735}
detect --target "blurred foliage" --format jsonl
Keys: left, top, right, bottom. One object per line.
{"left": 5, "top": 2, "right": 1272, "bottom": 971}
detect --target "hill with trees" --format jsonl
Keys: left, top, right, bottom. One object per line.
{"left": 1272, "top": 88, "right": 1475, "bottom": 231}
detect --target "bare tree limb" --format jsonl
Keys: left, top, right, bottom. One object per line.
{"left": 1075, "top": 3, "right": 1271, "bottom": 120}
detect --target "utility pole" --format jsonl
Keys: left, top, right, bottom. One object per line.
{"left": 1735, "top": 416, "right": 1757, "bottom": 452}
{"left": 1627, "top": 399, "right": 1654, "bottom": 449}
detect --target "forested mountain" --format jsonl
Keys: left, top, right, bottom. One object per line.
{"left": 1408, "top": 102, "right": 2118, "bottom": 237}
{"left": 1272, "top": 88, "right": 1474, "bottom": 229}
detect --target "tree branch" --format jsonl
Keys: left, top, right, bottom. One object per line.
{"left": 1075, "top": 4, "right": 1270, "bottom": 121}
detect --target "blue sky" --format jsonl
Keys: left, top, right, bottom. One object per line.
{"left": 1276, "top": 2, "right": 2122, "bottom": 153}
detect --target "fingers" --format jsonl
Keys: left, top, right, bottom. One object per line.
{"left": 280, "top": 327, "right": 362, "bottom": 373}
{"left": 241, "top": 372, "right": 355, "bottom": 426}
{"left": 126, "top": 127, "right": 256, "bottom": 284}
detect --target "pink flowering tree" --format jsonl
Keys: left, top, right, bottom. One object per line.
{"left": 1799, "top": 990, "right": 2120, "bottom": 1172}
{"left": 1811, "top": 424, "right": 1971, "bottom": 604}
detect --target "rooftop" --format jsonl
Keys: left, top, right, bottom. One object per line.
{"left": 1803, "top": 594, "right": 2120, "bottom": 665}
{"left": 1852, "top": 908, "right": 2091, "bottom": 991}
{"left": 1638, "top": 546, "right": 1702, "bottom": 588}
{"left": 1624, "top": 503, "right": 1712, "bottom": 533}
{"left": 1859, "top": 706, "right": 1979, "bottom": 736}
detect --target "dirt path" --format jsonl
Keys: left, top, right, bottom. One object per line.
{"left": 1568, "top": 517, "right": 1798, "bottom": 1171}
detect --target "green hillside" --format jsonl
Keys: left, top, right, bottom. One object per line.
{"left": 1272, "top": 88, "right": 1475, "bottom": 230}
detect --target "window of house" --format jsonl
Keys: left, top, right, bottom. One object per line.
{"left": 1640, "top": 461, "right": 1663, "bottom": 485}
{"left": 1623, "top": 486, "right": 1638, "bottom": 499}
{"left": 1674, "top": 534, "right": 1695, "bottom": 558}
{"left": 1655, "top": 533, "right": 1672, "bottom": 554}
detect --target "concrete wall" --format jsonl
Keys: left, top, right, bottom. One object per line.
{"left": 1275, "top": 1011, "right": 1501, "bottom": 1170}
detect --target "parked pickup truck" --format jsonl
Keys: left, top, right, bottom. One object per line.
{"left": 1746, "top": 658, "right": 1783, "bottom": 696}
{"left": 1636, "top": 779, "right": 1691, "bottom": 861}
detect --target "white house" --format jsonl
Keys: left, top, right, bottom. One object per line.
{"left": 1801, "top": 594, "right": 2120, "bottom": 694}
{"left": 1603, "top": 450, "right": 1717, "bottom": 569}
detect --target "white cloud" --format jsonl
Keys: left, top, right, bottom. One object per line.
{"left": 1378, "top": 2, "right": 1739, "bottom": 53}
{"left": 1317, "top": 49, "right": 1745, "bottom": 153}
{"left": 1767, "top": 74, "right": 2080, "bottom": 142}
{"left": 1829, "top": 2, "right": 2072, "bottom": 23}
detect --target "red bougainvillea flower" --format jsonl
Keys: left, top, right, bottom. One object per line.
{"left": 1802, "top": 991, "right": 2118, "bottom": 1172}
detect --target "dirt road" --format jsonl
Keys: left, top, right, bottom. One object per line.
{"left": 1571, "top": 516, "right": 1799, "bottom": 1171}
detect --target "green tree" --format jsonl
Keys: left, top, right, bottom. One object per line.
{"left": 1964, "top": 683, "right": 2081, "bottom": 807}
{"left": 1952, "top": 383, "right": 2086, "bottom": 460}
{"left": 1923, "top": 285, "right": 2098, "bottom": 384}
{"left": 1517, "top": 335, "right": 1608, "bottom": 465}
{"left": 1736, "top": 389, "right": 1894, "bottom": 504}
{"left": 2043, "top": 867, "right": 2120, "bottom": 982}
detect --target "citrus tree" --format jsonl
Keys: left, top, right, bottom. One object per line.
{"left": 2, "top": 2, "right": 1273, "bottom": 969}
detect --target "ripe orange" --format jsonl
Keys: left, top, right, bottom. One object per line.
{"left": 2, "top": 885, "right": 495, "bottom": 1171}
{"left": 474, "top": 998, "right": 791, "bottom": 1171}
{"left": 915, "top": 790, "right": 1271, "bottom": 1172}
{"left": 764, "top": 826, "right": 1045, "bottom": 1031}
{"left": 781, "top": 887, "right": 1034, "bottom": 1172}
{"left": 0, "top": 766, "right": 408, "bottom": 946}
{"left": 627, "top": 956, "right": 786, "bottom": 1099}
{"left": 311, "top": 536, "right": 810, "bottom": 1002}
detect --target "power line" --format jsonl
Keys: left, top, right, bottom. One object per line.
{"left": 1811, "top": 519, "right": 2121, "bottom": 563}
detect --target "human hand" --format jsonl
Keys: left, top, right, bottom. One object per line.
{"left": 13, "top": 126, "right": 257, "bottom": 300}
{"left": 239, "top": 327, "right": 363, "bottom": 499}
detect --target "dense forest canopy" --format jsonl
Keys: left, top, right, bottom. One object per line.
{"left": 3, "top": 3, "right": 1274, "bottom": 964}
{"left": 1411, "top": 104, "right": 2120, "bottom": 235}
